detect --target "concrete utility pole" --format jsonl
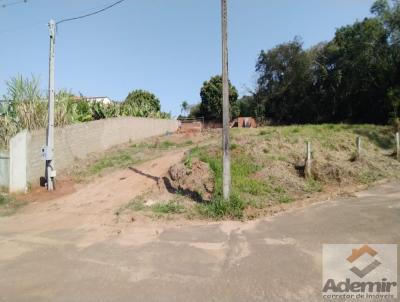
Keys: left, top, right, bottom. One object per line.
{"left": 356, "top": 136, "right": 362, "bottom": 160}
{"left": 45, "top": 19, "right": 56, "bottom": 190}
{"left": 396, "top": 132, "right": 400, "bottom": 161}
{"left": 305, "top": 141, "right": 312, "bottom": 179}
{"left": 221, "top": 0, "right": 231, "bottom": 200}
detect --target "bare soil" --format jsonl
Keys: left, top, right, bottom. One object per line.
{"left": 4, "top": 151, "right": 188, "bottom": 246}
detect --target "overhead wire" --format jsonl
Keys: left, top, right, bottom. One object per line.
{"left": 0, "top": 0, "right": 127, "bottom": 35}
{"left": 56, "top": 0, "right": 126, "bottom": 25}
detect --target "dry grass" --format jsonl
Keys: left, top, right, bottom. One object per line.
{"left": 119, "top": 124, "right": 400, "bottom": 221}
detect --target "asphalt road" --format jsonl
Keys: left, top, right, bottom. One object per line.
{"left": 0, "top": 182, "right": 399, "bottom": 302}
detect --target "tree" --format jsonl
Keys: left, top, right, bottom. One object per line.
{"left": 318, "top": 17, "right": 393, "bottom": 123}
{"left": 250, "top": 0, "right": 400, "bottom": 125}
{"left": 199, "top": 75, "right": 239, "bottom": 120}
{"left": 255, "top": 38, "right": 316, "bottom": 124}
{"left": 237, "top": 95, "right": 257, "bottom": 117}
{"left": 188, "top": 103, "right": 201, "bottom": 118}
{"left": 122, "top": 90, "right": 161, "bottom": 117}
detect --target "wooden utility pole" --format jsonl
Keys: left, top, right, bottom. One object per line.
{"left": 221, "top": 0, "right": 231, "bottom": 200}
{"left": 45, "top": 19, "right": 56, "bottom": 190}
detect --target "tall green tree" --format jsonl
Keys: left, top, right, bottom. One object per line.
{"left": 317, "top": 17, "right": 393, "bottom": 123}
{"left": 255, "top": 38, "right": 316, "bottom": 124}
{"left": 251, "top": 0, "right": 400, "bottom": 125}
{"left": 199, "top": 75, "right": 239, "bottom": 120}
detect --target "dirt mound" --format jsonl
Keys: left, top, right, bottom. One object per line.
{"left": 164, "top": 159, "right": 214, "bottom": 202}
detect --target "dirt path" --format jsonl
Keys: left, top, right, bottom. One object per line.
{"left": 0, "top": 150, "right": 186, "bottom": 246}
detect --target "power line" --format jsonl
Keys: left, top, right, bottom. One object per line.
{"left": 56, "top": 0, "right": 126, "bottom": 25}
{"left": 1, "top": 0, "right": 27, "bottom": 8}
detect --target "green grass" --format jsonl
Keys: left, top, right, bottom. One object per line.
{"left": 160, "top": 140, "right": 176, "bottom": 148}
{"left": 196, "top": 193, "right": 245, "bottom": 219}
{"left": 151, "top": 201, "right": 185, "bottom": 214}
{"left": 88, "top": 150, "right": 138, "bottom": 175}
{"left": 304, "top": 178, "right": 323, "bottom": 193}
{"left": 116, "top": 198, "right": 185, "bottom": 218}
{"left": 277, "top": 194, "right": 294, "bottom": 204}
{"left": 158, "top": 140, "right": 193, "bottom": 149}
{"left": 77, "top": 138, "right": 195, "bottom": 179}
{"left": 0, "top": 194, "right": 27, "bottom": 216}
{"left": 185, "top": 145, "right": 295, "bottom": 219}
{"left": 352, "top": 125, "right": 395, "bottom": 150}
{"left": 358, "top": 171, "right": 382, "bottom": 184}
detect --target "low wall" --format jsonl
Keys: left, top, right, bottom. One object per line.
{"left": 4, "top": 117, "right": 178, "bottom": 191}
{"left": 0, "top": 131, "right": 28, "bottom": 193}
{"left": 0, "top": 150, "right": 9, "bottom": 190}
{"left": 10, "top": 131, "right": 27, "bottom": 193}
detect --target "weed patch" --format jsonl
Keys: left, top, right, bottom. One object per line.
{"left": 196, "top": 193, "right": 245, "bottom": 219}
{"left": 304, "top": 178, "right": 323, "bottom": 193}
{"left": 151, "top": 201, "right": 185, "bottom": 214}
{"left": 88, "top": 150, "right": 137, "bottom": 175}
{"left": 358, "top": 171, "right": 381, "bottom": 184}
{"left": 0, "top": 194, "right": 27, "bottom": 216}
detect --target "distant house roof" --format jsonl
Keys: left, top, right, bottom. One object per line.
{"left": 73, "top": 96, "right": 112, "bottom": 104}
{"left": 73, "top": 96, "right": 110, "bottom": 100}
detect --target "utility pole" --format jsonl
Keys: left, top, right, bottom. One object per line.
{"left": 221, "top": 0, "right": 231, "bottom": 200}
{"left": 45, "top": 19, "right": 56, "bottom": 190}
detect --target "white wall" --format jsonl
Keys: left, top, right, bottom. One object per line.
{"left": 0, "top": 150, "right": 10, "bottom": 190}
{"left": 9, "top": 130, "right": 27, "bottom": 193}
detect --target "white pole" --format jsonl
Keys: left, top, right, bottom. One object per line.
{"left": 305, "top": 141, "right": 312, "bottom": 178}
{"left": 221, "top": 0, "right": 231, "bottom": 200}
{"left": 356, "top": 136, "right": 362, "bottom": 160}
{"left": 396, "top": 132, "right": 399, "bottom": 161}
{"left": 46, "top": 19, "right": 56, "bottom": 190}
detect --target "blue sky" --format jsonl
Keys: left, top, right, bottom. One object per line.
{"left": 0, "top": 0, "right": 375, "bottom": 116}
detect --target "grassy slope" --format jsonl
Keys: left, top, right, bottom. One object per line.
{"left": 201, "top": 124, "right": 400, "bottom": 219}
{"left": 123, "top": 124, "right": 400, "bottom": 221}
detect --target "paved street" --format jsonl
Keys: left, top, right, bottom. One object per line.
{"left": 0, "top": 182, "right": 399, "bottom": 302}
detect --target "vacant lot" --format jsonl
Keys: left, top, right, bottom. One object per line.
{"left": 1, "top": 124, "right": 399, "bottom": 223}
{"left": 118, "top": 124, "right": 400, "bottom": 221}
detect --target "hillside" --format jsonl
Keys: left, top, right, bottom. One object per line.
{"left": 120, "top": 124, "right": 400, "bottom": 220}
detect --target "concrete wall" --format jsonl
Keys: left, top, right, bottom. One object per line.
{"left": 0, "top": 150, "right": 10, "bottom": 190}
{"left": 10, "top": 131, "right": 27, "bottom": 193}
{"left": 25, "top": 117, "right": 178, "bottom": 186}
